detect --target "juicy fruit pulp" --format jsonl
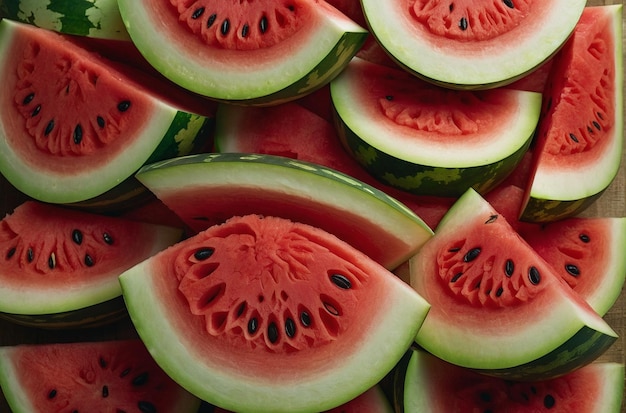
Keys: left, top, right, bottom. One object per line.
{"left": 120, "top": 214, "right": 430, "bottom": 412}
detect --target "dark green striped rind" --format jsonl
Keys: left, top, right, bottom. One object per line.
{"left": 520, "top": 188, "right": 607, "bottom": 223}
{"left": 473, "top": 325, "right": 617, "bottom": 381}
{"left": 0, "top": 296, "right": 127, "bottom": 329}
{"left": 336, "top": 115, "right": 532, "bottom": 198}
{"left": 0, "top": 0, "right": 129, "bottom": 39}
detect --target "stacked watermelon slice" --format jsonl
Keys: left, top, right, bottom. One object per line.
{"left": 0, "top": 1, "right": 624, "bottom": 413}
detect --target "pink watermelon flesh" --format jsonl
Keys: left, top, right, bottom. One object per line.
{"left": 403, "top": 349, "right": 624, "bottom": 412}
{"left": 0, "top": 339, "right": 200, "bottom": 412}
{"left": 120, "top": 214, "right": 428, "bottom": 412}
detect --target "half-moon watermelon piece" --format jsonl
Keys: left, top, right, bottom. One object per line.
{"left": 117, "top": 0, "right": 368, "bottom": 105}
{"left": 360, "top": 0, "right": 586, "bottom": 89}
{"left": 520, "top": 5, "right": 623, "bottom": 222}
{"left": 136, "top": 152, "right": 433, "bottom": 270}
{"left": 119, "top": 214, "right": 430, "bottom": 413}
{"left": 0, "top": 201, "right": 182, "bottom": 328}
{"left": 0, "top": 20, "right": 215, "bottom": 205}
{"left": 0, "top": 339, "right": 202, "bottom": 413}
{"left": 410, "top": 189, "right": 617, "bottom": 380}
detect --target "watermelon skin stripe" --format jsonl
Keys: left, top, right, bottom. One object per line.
{"left": 0, "top": 0, "right": 130, "bottom": 40}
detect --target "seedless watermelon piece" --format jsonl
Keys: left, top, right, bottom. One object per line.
{"left": 0, "top": 201, "right": 182, "bottom": 328}
{"left": 0, "top": 0, "right": 130, "bottom": 39}
{"left": 410, "top": 189, "right": 617, "bottom": 380}
{"left": 0, "top": 340, "right": 201, "bottom": 413}
{"left": 117, "top": 0, "right": 368, "bottom": 104}
{"left": 360, "top": 0, "right": 586, "bottom": 89}
{"left": 331, "top": 58, "right": 541, "bottom": 197}
{"left": 0, "top": 20, "right": 215, "bottom": 205}
{"left": 401, "top": 349, "right": 624, "bottom": 412}
{"left": 521, "top": 5, "right": 624, "bottom": 222}
{"left": 136, "top": 152, "right": 433, "bottom": 270}
{"left": 120, "top": 214, "right": 430, "bottom": 413}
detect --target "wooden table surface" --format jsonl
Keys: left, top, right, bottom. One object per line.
{"left": 0, "top": 0, "right": 624, "bottom": 411}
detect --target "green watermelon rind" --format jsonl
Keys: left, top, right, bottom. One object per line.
{"left": 402, "top": 349, "right": 625, "bottom": 412}
{"left": 411, "top": 189, "right": 617, "bottom": 380}
{"left": 521, "top": 5, "right": 624, "bottom": 223}
{"left": 117, "top": 0, "right": 368, "bottom": 104}
{"left": 136, "top": 152, "right": 434, "bottom": 270}
{"left": 360, "top": 0, "right": 586, "bottom": 89}
{"left": 0, "top": 0, "right": 130, "bottom": 40}
{"left": 119, "top": 228, "right": 431, "bottom": 413}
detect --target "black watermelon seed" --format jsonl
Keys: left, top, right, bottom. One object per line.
{"left": 593, "top": 121, "right": 602, "bottom": 131}
{"left": 6, "top": 247, "right": 16, "bottom": 260}
{"left": 565, "top": 264, "right": 580, "bottom": 277}
{"left": 117, "top": 100, "right": 131, "bottom": 112}
{"left": 449, "top": 3, "right": 454, "bottom": 12}
{"left": 259, "top": 16, "right": 268, "bottom": 33}
{"left": 207, "top": 13, "right": 217, "bottom": 28}
{"left": 220, "top": 19, "right": 230, "bottom": 35}
{"left": 529, "top": 266, "right": 541, "bottom": 284}
{"left": 300, "top": 311, "right": 311, "bottom": 327}
{"left": 495, "top": 287, "right": 504, "bottom": 297}
{"left": 268, "top": 322, "right": 279, "bottom": 343}
{"left": 242, "top": 23, "right": 249, "bottom": 37}
{"left": 84, "top": 254, "right": 95, "bottom": 267}
{"left": 450, "top": 272, "right": 463, "bottom": 283}
{"left": 569, "top": 133, "right": 579, "bottom": 143}
{"left": 102, "top": 385, "right": 109, "bottom": 398}
{"left": 194, "top": 247, "right": 215, "bottom": 260}
{"left": 285, "top": 318, "right": 296, "bottom": 338}
{"left": 236, "top": 302, "right": 246, "bottom": 317}
{"left": 191, "top": 7, "right": 205, "bottom": 19}
{"left": 485, "top": 214, "right": 498, "bottom": 224}
{"left": 44, "top": 119, "right": 55, "bottom": 136}
{"left": 464, "top": 247, "right": 481, "bottom": 262}
{"left": 503, "top": 0, "right": 514, "bottom": 8}
{"left": 32, "top": 104, "right": 41, "bottom": 117}
{"left": 597, "top": 111, "right": 604, "bottom": 120}
{"left": 138, "top": 401, "right": 157, "bottom": 413}
{"left": 579, "top": 233, "right": 590, "bottom": 243}
{"left": 448, "top": 247, "right": 461, "bottom": 253}
{"left": 73, "top": 124, "right": 83, "bottom": 144}
{"left": 72, "top": 229, "right": 83, "bottom": 245}
{"left": 48, "top": 253, "right": 55, "bottom": 269}
{"left": 588, "top": 125, "right": 594, "bottom": 134}
{"left": 459, "top": 17, "right": 468, "bottom": 30}
{"left": 505, "top": 259, "right": 515, "bottom": 277}
{"left": 22, "top": 93, "right": 35, "bottom": 105}
{"left": 120, "top": 368, "right": 131, "bottom": 378}
{"left": 132, "top": 372, "right": 149, "bottom": 386}
{"left": 27, "top": 247, "right": 34, "bottom": 263}
{"left": 103, "top": 232, "right": 113, "bottom": 245}
{"left": 96, "top": 116, "right": 105, "bottom": 128}
{"left": 48, "top": 389, "right": 57, "bottom": 399}
{"left": 544, "top": 394, "right": 556, "bottom": 409}
{"left": 330, "top": 274, "right": 351, "bottom": 289}
{"left": 385, "top": 95, "right": 394, "bottom": 101}
{"left": 99, "top": 357, "right": 107, "bottom": 368}
{"left": 248, "top": 317, "right": 258, "bottom": 334}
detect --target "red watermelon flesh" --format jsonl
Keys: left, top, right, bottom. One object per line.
{"left": 403, "top": 349, "right": 625, "bottom": 413}
{"left": 0, "top": 339, "right": 201, "bottom": 413}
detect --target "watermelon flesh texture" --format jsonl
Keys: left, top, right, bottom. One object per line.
{"left": 521, "top": 5, "right": 624, "bottom": 222}
{"left": 0, "top": 201, "right": 182, "bottom": 322}
{"left": 117, "top": 0, "right": 367, "bottom": 104}
{"left": 0, "top": 20, "right": 216, "bottom": 205}
{"left": 119, "top": 214, "right": 430, "bottom": 413}
{"left": 410, "top": 189, "right": 617, "bottom": 380}
{"left": 0, "top": 339, "right": 201, "bottom": 413}
{"left": 402, "top": 349, "right": 625, "bottom": 413}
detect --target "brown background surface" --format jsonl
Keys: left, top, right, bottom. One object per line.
{"left": 0, "top": 0, "right": 624, "bottom": 411}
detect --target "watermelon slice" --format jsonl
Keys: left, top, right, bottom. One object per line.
{"left": 116, "top": 0, "right": 368, "bottom": 104}
{"left": 0, "top": 201, "right": 182, "bottom": 328}
{"left": 360, "top": 0, "right": 586, "bottom": 89}
{"left": 119, "top": 214, "right": 430, "bottom": 412}
{"left": 410, "top": 189, "right": 617, "bottom": 380}
{"left": 400, "top": 349, "right": 624, "bottom": 412}
{"left": 521, "top": 5, "right": 624, "bottom": 222}
{"left": 330, "top": 57, "right": 541, "bottom": 197}
{"left": 136, "top": 152, "right": 433, "bottom": 270}
{"left": 0, "top": 339, "right": 201, "bottom": 413}
{"left": 0, "top": 20, "right": 215, "bottom": 206}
